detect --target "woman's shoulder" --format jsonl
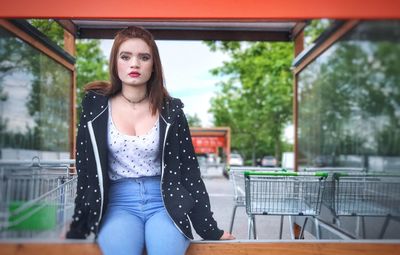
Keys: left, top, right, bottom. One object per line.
{"left": 165, "top": 96, "right": 184, "bottom": 109}
{"left": 84, "top": 89, "right": 108, "bottom": 98}
{"left": 80, "top": 88, "right": 109, "bottom": 111}
{"left": 84, "top": 81, "right": 111, "bottom": 97}
{"left": 82, "top": 81, "right": 110, "bottom": 99}
{"left": 160, "top": 97, "right": 186, "bottom": 121}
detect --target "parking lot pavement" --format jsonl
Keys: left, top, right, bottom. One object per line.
{"left": 193, "top": 176, "right": 314, "bottom": 240}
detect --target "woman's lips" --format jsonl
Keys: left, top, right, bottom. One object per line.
{"left": 129, "top": 72, "right": 140, "bottom": 77}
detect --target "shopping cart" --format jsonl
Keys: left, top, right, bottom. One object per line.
{"left": 228, "top": 166, "right": 281, "bottom": 235}
{"left": 0, "top": 158, "right": 77, "bottom": 239}
{"left": 332, "top": 173, "right": 400, "bottom": 238}
{"left": 244, "top": 171, "right": 328, "bottom": 239}
{"left": 301, "top": 167, "right": 366, "bottom": 216}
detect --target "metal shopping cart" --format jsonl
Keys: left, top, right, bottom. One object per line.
{"left": 301, "top": 168, "right": 365, "bottom": 208}
{"left": 0, "top": 158, "right": 77, "bottom": 239}
{"left": 332, "top": 173, "right": 400, "bottom": 239}
{"left": 244, "top": 171, "right": 328, "bottom": 239}
{"left": 228, "top": 166, "right": 282, "bottom": 235}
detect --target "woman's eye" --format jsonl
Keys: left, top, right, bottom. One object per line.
{"left": 121, "top": 55, "right": 130, "bottom": 60}
{"left": 140, "top": 55, "right": 150, "bottom": 61}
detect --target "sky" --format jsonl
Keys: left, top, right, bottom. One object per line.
{"left": 100, "top": 40, "right": 230, "bottom": 127}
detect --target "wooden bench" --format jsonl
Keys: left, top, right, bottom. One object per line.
{"left": 1, "top": 240, "right": 400, "bottom": 255}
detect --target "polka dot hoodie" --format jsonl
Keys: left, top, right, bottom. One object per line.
{"left": 66, "top": 90, "right": 224, "bottom": 240}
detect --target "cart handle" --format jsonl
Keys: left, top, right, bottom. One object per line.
{"left": 333, "top": 172, "right": 400, "bottom": 180}
{"left": 244, "top": 171, "right": 328, "bottom": 177}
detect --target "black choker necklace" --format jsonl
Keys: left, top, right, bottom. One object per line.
{"left": 121, "top": 92, "right": 147, "bottom": 105}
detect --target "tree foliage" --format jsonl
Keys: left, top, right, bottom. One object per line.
{"left": 29, "top": 19, "right": 108, "bottom": 109}
{"left": 298, "top": 40, "right": 400, "bottom": 164}
{"left": 206, "top": 41, "right": 293, "bottom": 163}
{"left": 186, "top": 113, "right": 202, "bottom": 127}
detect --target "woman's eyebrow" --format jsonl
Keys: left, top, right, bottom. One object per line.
{"left": 138, "top": 52, "right": 152, "bottom": 56}
{"left": 119, "top": 51, "right": 151, "bottom": 56}
{"left": 119, "top": 51, "right": 133, "bottom": 55}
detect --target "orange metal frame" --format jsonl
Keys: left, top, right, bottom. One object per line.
{"left": 1, "top": 0, "right": 400, "bottom": 19}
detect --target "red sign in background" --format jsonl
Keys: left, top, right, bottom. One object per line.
{"left": 192, "top": 137, "right": 225, "bottom": 154}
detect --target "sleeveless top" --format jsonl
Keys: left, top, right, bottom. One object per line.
{"left": 107, "top": 101, "right": 161, "bottom": 180}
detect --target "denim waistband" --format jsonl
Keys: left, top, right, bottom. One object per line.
{"left": 108, "top": 175, "right": 162, "bottom": 204}
{"left": 110, "top": 175, "right": 161, "bottom": 185}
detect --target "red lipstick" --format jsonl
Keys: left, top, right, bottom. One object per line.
{"left": 129, "top": 71, "right": 140, "bottom": 77}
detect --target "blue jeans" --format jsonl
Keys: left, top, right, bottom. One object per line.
{"left": 98, "top": 176, "right": 190, "bottom": 255}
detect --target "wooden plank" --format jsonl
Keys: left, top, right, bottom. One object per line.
{"left": 293, "top": 74, "right": 299, "bottom": 171}
{"left": 0, "top": 243, "right": 101, "bottom": 255}
{"left": 1, "top": 242, "right": 400, "bottom": 255}
{"left": 63, "top": 30, "right": 76, "bottom": 57}
{"left": 1, "top": 0, "right": 400, "bottom": 19}
{"left": 64, "top": 27, "right": 76, "bottom": 160}
{"left": 57, "top": 19, "right": 77, "bottom": 36}
{"left": 291, "top": 22, "right": 307, "bottom": 42}
{"left": 293, "top": 29, "right": 303, "bottom": 173}
{"left": 186, "top": 242, "right": 400, "bottom": 255}
{"left": 79, "top": 28, "right": 291, "bottom": 41}
{"left": 70, "top": 70, "right": 77, "bottom": 160}
{"left": 294, "top": 31, "right": 304, "bottom": 56}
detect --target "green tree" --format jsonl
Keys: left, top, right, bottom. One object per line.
{"left": 75, "top": 39, "right": 108, "bottom": 106}
{"left": 186, "top": 113, "right": 202, "bottom": 127}
{"left": 206, "top": 41, "right": 293, "bottom": 164}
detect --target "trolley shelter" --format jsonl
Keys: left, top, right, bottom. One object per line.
{"left": 1, "top": 0, "right": 400, "bottom": 254}
{"left": 190, "top": 127, "right": 230, "bottom": 163}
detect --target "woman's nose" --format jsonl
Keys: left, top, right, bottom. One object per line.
{"left": 130, "top": 57, "right": 140, "bottom": 67}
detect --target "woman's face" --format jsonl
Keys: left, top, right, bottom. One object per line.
{"left": 117, "top": 38, "right": 154, "bottom": 88}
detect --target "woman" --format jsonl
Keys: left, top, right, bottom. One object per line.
{"left": 66, "top": 26, "right": 234, "bottom": 255}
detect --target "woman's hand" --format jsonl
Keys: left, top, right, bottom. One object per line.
{"left": 219, "top": 231, "right": 235, "bottom": 240}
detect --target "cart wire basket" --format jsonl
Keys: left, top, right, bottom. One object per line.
{"left": 301, "top": 167, "right": 366, "bottom": 210}
{"left": 228, "top": 166, "right": 282, "bottom": 235}
{"left": 0, "top": 159, "right": 77, "bottom": 239}
{"left": 333, "top": 172, "right": 400, "bottom": 238}
{"left": 244, "top": 171, "right": 328, "bottom": 239}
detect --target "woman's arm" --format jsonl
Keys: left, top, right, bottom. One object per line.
{"left": 66, "top": 94, "right": 91, "bottom": 239}
{"left": 177, "top": 110, "right": 229, "bottom": 240}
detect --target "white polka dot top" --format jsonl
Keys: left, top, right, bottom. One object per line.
{"left": 107, "top": 101, "right": 161, "bottom": 180}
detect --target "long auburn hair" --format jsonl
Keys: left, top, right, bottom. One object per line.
{"left": 85, "top": 26, "right": 170, "bottom": 115}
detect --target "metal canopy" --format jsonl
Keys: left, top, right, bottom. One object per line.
{"left": 4, "top": 0, "right": 398, "bottom": 41}
{"left": 57, "top": 19, "right": 307, "bottom": 41}
{"left": 2, "top": 0, "right": 400, "bottom": 20}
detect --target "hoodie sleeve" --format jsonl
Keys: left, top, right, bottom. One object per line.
{"left": 66, "top": 94, "right": 91, "bottom": 239}
{"left": 177, "top": 106, "right": 224, "bottom": 240}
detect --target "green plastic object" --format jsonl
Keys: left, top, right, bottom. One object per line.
{"left": 8, "top": 201, "right": 57, "bottom": 231}
{"left": 333, "top": 172, "right": 400, "bottom": 180}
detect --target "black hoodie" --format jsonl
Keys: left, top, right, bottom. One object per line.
{"left": 66, "top": 90, "right": 223, "bottom": 240}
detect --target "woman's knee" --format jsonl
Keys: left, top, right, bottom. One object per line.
{"left": 145, "top": 210, "right": 190, "bottom": 255}
{"left": 98, "top": 212, "right": 145, "bottom": 255}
